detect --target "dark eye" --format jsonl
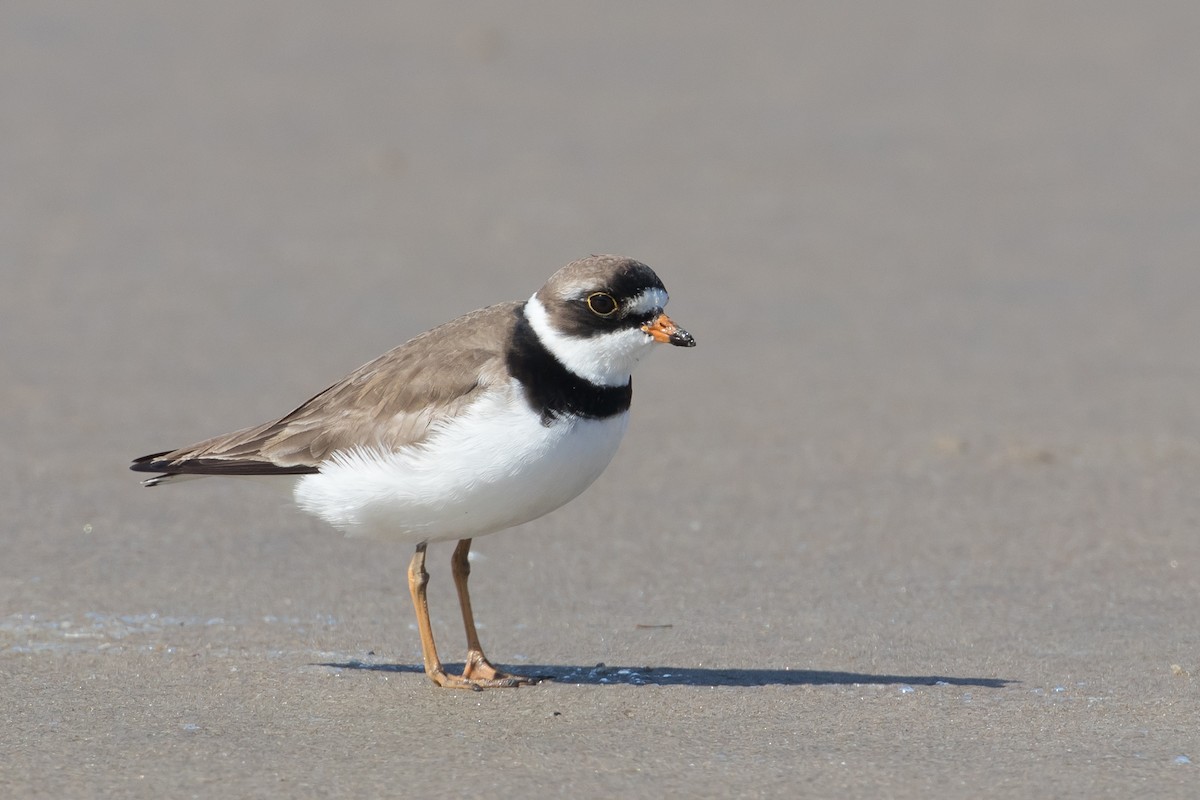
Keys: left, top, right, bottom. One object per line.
{"left": 586, "top": 292, "right": 619, "bottom": 317}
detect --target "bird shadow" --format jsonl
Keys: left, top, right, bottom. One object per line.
{"left": 315, "top": 660, "right": 1012, "bottom": 688}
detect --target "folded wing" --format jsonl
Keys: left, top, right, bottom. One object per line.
{"left": 131, "top": 303, "right": 521, "bottom": 485}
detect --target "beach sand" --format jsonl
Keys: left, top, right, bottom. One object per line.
{"left": 2, "top": 3, "right": 1197, "bottom": 797}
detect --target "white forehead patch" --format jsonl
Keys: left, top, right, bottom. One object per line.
{"left": 624, "top": 287, "right": 669, "bottom": 317}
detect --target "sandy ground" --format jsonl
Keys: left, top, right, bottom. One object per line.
{"left": 2, "top": 2, "right": 1198, "bottom": 797}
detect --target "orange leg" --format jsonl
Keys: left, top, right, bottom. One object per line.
{"left": 406, "top": 542, "right": 535, "bottom": 689}
{"left": 451, "top": 539, "right": 536, "bottom": 686}
{"left": 407, "top": 543, "right": 461, "bottom": 688}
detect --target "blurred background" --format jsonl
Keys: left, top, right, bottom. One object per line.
{"left": 2, "top": 2, "right": 1198, "bottom": 795}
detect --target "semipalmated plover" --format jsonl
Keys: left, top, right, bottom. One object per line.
{"left": 132, "top": 255, "right": 694, "bottom": 689}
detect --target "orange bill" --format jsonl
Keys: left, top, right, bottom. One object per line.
{"left": 641, "top": 313, "right": 696, "bottom": 347}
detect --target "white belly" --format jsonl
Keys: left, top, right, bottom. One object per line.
{"left": 292, "top": 383, "right": 629, "bottom": 543}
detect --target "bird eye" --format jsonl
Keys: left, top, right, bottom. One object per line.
{"left": 586, "top": 292, "right": 619, "bottom": 317}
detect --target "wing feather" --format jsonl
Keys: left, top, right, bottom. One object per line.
{"left": 131, "top": 302, "right": 521, "bottom": 480}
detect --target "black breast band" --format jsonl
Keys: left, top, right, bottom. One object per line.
{"left": 506, "top": 306, "right": 632, "bottom": 425}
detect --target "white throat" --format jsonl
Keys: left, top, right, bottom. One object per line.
{"left": 524, "top": 294, "right": 656, "bottom": 387}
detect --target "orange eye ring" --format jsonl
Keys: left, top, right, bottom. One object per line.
{"left": 586, "top": 292, "right": 619, "bottom": 317}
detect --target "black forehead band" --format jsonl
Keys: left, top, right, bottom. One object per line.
{"left": 584, "top": 262, "right": 667, "bottom": 301}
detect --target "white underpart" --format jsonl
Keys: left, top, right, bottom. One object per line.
{"left": 525, "top": 292, "right": 666, "bottom": 387}
{"left": 293, "top": 381, "right": 629, "bottom": 543}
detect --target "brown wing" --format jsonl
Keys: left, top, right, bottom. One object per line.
{"left": 132, "top": 302, "right": 521, "bottom": 481}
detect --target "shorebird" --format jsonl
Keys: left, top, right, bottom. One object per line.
{"left": 132, "top": 255, "right": 694, "bottom": 688}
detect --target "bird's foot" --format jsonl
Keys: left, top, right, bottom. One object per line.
{"left": 456, "top": 649, "right": 540, "bottom": 688}
{"left": 425, "top": 665, "right": 540, "bottom": 691}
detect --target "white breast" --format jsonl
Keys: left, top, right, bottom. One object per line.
{"left": 292, "top": 380, "right": 629, "bottom": 543}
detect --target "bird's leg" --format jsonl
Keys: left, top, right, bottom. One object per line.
{"left": 406, "top": 543, "right": 531, "bottom": 689}
{"left": 406, "top": 544, "right": 482, "bottom": 689}
{"left": 451, "top": 538, "right": 537, "bottom": 686}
